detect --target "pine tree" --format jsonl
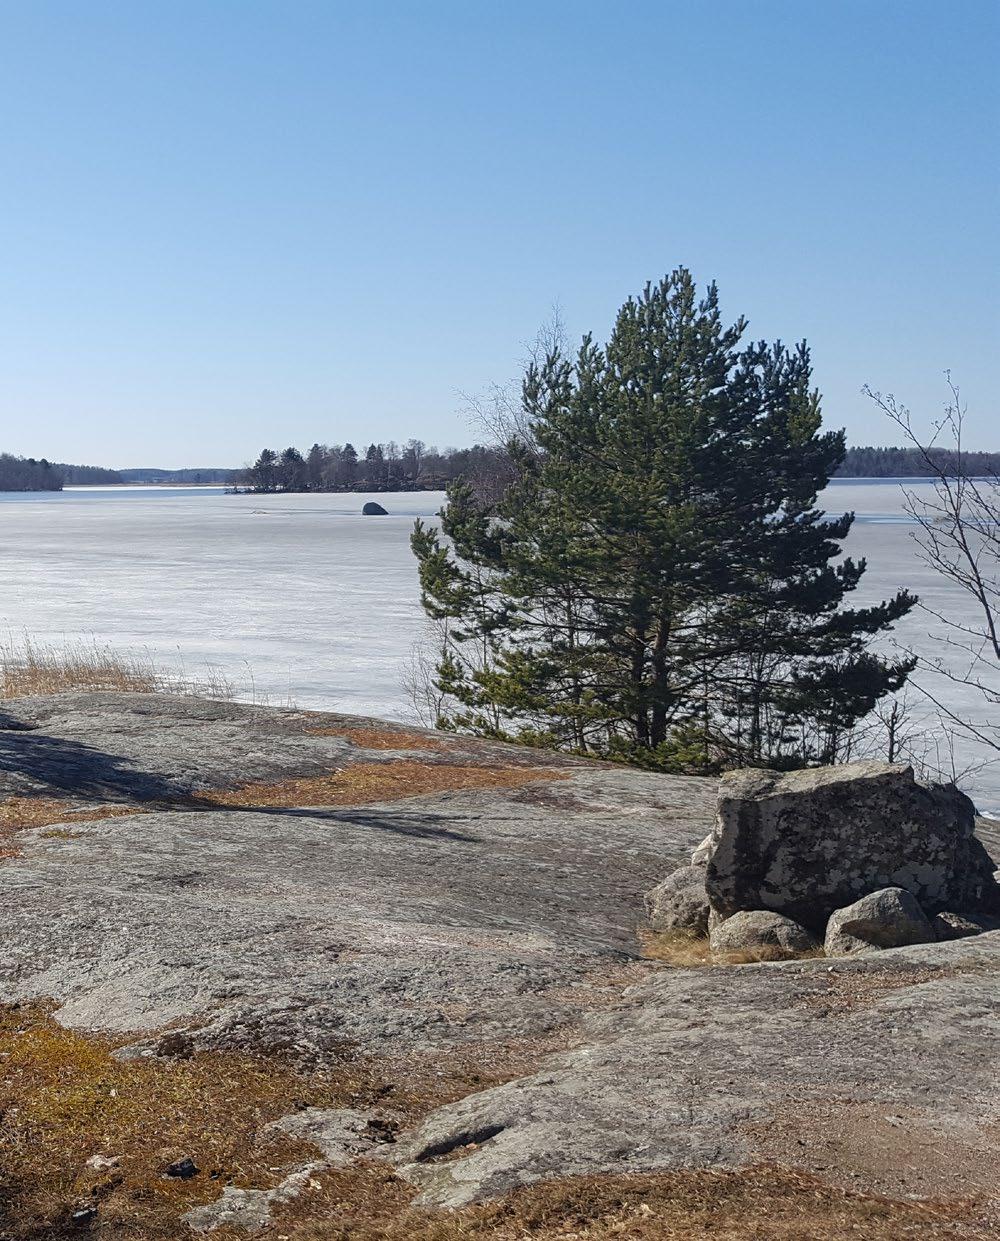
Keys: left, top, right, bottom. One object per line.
{"left": 248, "top": 448, "right": 279, "bottom": 492}
{"left": 306, "top": 443, "right": 326, "bottom": 490}
{"left": 412, "top": 270, "right": 916, "bottom": 769}
{"left": 278, "top": 446, "right": 307, "bottom": 491}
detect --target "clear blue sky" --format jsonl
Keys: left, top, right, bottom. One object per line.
{"left": 1, "top": 0, "right": 996, "bottom": 468}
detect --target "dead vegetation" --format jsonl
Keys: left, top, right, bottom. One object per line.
{"left": 271, "top": 1162, "right": 985, "bottom": 1241}
{"left": 0, "top": 637, "right": 161, "bottom": 699}
{"left": 0, "top": 761, "right": 560, "bottom": 864}
{"left": 0, "top": 1003, "right": 986, "bottom": 1241}
{"left": 0, "top": 635, "right": 241, "bottom": 702}
{"left": 0, "top": 1005, "right": 565, "bottom": 1241}
{"left": 305, "top": 725, "right": 442, "bottom": 752}
{"left": 194, "top": 761, "right": 562, "bottom": 810}
{"left": 796, "top": 963, "right": 954, "bottom": 1013}
{"left": 0, "top": 798, "right": 144, "bottom": 858}
{"left": 640, "top": 929, "right": 825, "bottom": 968}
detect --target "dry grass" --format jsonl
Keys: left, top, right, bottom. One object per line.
{"left": 0, "top": 798, "right": 144, "bottom": 858}
{"left": 1, "top": 1003, "right": 983, "bottom": 1240}
{"left": 0, "top": 763, "right": 561, "bottom": 863}
{"left": 640, "top": 929, "right": 825, "bottom": 968}
{"left": 0, "top": 1002, "right": 345, "bottom": 1240}
{"left": 0, "top": 1006, "right": 566, "bottom": 1241}
{"left": 306, "top": 725, "right": 442, "bottom": 752}
{"left": 0, "top": 635, "right": 242, "bottom": 702}
{"left": 196, "top": 761, "right": 562, "bottom": 810}
{"left": 795, "top": 963, "right": 953, "bottom": 1013}
{"left": 273, "top": 1162, "right": 983, "bottom": 1241}
{"left": 0, "top": 636, "right": 161, "bottom": 698}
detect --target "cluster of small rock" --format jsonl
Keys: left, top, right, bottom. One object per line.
{"left": 646, "top": 760, "right": 1000, "bottom": 958}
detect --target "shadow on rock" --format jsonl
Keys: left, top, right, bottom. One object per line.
{"left": 0, "top": 726, "right": 192, "bottom": 804}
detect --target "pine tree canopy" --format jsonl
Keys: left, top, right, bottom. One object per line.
{"left": 411, "top": 269, "right": 917, "bottom": 770}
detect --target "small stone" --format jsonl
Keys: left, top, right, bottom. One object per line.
{"left": 709, "top": 909, "right": 817, "bottom": 958}
{"left": 825, "top": 887, "right": 935, "bottom": 956}
{"left": 166, "top": 1156, "right": 199, "bottom": 1179}
{"left": 643, "top": 865, "right": 709, "bottom": 936}
{"left": 85, "top": 1154, "right": 120, "bottom": 1172}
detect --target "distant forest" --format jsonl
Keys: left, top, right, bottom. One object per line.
{"left": 0, "top": 455, "right": 122, "bottom": 490}
{"left": 4, "top": 442, "right": 999, "bottom": 494}
{"left": 240, "top": 440, "right": 1000, "bottom": 494}
{"left": 837, "top": 445, "right": 1000, "bottom": 477}
{"left": 238, "top": 441, "right": 509, "bottom": 494}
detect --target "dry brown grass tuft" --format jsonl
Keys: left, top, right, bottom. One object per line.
{"left": 0, "top": 798, "right": 144, "bottom": 858}
{"left": 0, "top": 635, "right": 243, "bottom": 702}
{"left": 195, "top": 761, "right": 562, "bottom": 810}
{"left": 275, "top": 1162, "right": 983, "bottom": 1241}
{"left": 640, "top": 929, "right": 825, "bottom": 968}
{"left": 0, "top": 636, "right": 161, "bottom": 699}
{"left": 305, "top": 725, "right": 443, "bottom": 751}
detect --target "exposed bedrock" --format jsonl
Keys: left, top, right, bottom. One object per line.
{"left": 389, "top": 932, "right": 1000, "bottom": 1208}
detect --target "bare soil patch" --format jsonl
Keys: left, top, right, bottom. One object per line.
{"left": 794, "top": 963, "right": 954, "bottom": 1013}
{"left": 747, "top": 1101, "right": 1000, "bottom": 1224}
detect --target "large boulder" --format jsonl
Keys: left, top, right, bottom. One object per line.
{"left": 643, "top": 865, "right": 709, "bottom": 936}
{"left": 824, "top": 887, "right": 935, "bottom": 955}
{"left": 362, "top": 501, "right": 388, "bottom": 515}
{"left": 708, "top": 910, "right": 817, "bottom": 958}
{"left": 704, "top": 761, "right": 999, "bottom": 933}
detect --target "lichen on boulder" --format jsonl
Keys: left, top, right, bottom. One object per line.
{"left": 703, "top": 761, "right": 999, "bottom": 933}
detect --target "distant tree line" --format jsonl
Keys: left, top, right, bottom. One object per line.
{"left": 54, "top": 462, "right": 124, "bottom": 484}
{"left": 0, "top": 455, "right": 63, "bottom": 490}
{"left": 238, "top": 441, "right": 510, "bottom": 494}
{"left": 837, "top": 445, "right": 1000, "bottom": 477}
{"left": 0, "top": 455, "right": 125, "bottom": 490}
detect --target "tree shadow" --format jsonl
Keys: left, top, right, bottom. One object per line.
{"left": 229, "top": 804, "right": 479, "bottom": 843}
{"left": 0, "top": 724, "right": 479, "bottom": 843}
{"left": 0, "top": 726, "right": 188, "bottom": 803}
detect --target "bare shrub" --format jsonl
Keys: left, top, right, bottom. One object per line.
{"left": 864, "top": 376, "right": 1000, "bottom": 760}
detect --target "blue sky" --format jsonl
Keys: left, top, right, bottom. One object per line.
{"left": 1, "top": 0, "right": 996, "bottom": 468}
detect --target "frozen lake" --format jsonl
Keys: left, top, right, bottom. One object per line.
{"left": 1, "top": 480, "right": 997, "bottom": 811}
